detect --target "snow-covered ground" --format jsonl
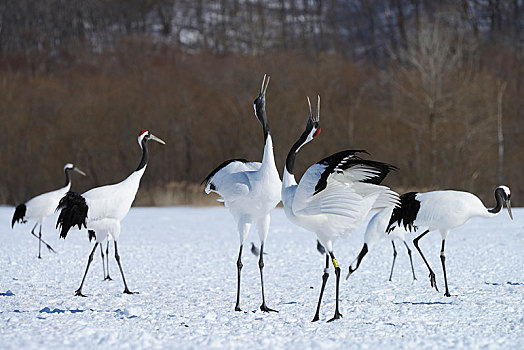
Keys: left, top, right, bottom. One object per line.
{"left": 1, "top": 206, "right": 523, "bottom": 349}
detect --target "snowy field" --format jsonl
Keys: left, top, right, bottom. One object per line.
{"left": 1, "top": 206, "right": 523, "bottom": 349}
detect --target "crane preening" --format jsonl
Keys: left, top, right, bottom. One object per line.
{"left": 346, "top": 206, "right": 416, "bottom": 282}
{"left": 11, "top": 163, "right": 86, "bottom": 258}
{"left": 56, "top": 130, "right": 165, "bottom": 296}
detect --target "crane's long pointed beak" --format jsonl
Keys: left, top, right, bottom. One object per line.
{"left": 150, "top": 134, "right": 166, "bottom": 145}
{"left": 73, "top": 167, "right": 86, "bottom": 176}
{"left": 506, "top": 200, "right": 513, "bottom": 220}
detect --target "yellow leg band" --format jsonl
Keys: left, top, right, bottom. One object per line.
{"left": 332, "top": 258, "right": 339, "bottom": 268}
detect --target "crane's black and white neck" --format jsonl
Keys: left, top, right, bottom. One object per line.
{"left": 136, "top": 129, "right": 165, "bottom": 172}
{"left": 283, "top": 95, "right": 321, "bottom": 181}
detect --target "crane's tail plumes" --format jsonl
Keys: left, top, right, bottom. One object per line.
{"left": 11, "top": 203, "right": 27, "bottom": 228}
{"left": 386, "top": 192, "right": 420, "bottom": 233}
{"left": 56, "top": 191, "right": 88, "bottom": 239}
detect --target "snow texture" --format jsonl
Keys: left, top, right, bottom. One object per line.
{"left": 1, "top": 206, "right": 523, "bottom": 349}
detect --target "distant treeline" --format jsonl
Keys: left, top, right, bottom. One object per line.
{"left": 0, "top": 1, "right": 522, "bottom": 206}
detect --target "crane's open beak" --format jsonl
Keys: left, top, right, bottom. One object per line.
{"left": 73, "top": 167, "right": 86, "bottom": 176}
{"left": 506, "top": 199, "right": 513, "bottom": 220}
{"left": 150, "top": 134, "right": 166, "bottom": 145}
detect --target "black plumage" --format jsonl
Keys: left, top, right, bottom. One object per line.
{"left": 314, "top": 150, "right": 397, "bottom": 195}
{"left": 56, "top": 191, "right": 88, "bottom": 239}
{"left": 201, "top": 158, "right": 249, "bottom": 188}
{"left": 316, "top": 240, "right": 326, "bottom": 255}
{"left": 11, "top": 203, "right": 27, "bottom": 227}
{"left": 387, "top": 192, "right": 421, "bottom": 233}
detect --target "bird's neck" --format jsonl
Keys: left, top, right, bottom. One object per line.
{"left": 136, "top": 139, "right": 148, "bottom": 171}
{"left": 64, "top": 169, "right": 71, "bottom": 187}
{"left": 488, "top": 191, "right": 503, "bottom": 215}
{"left": 260, "top": 134, "right": 276, "bottom": 172}
{"left": 282, "top": 166, "right": 297, "bottom": 189}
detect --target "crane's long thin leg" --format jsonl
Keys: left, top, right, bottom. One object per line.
{"left": 29, "top": 224, "right": 55, "bottom": 254}
{"left": 104, "top": 240, "right": 112, "bottom": 280}
{"left": 114, "top": 241, "right": 136, "bottom": 294}
{"left": 38, "top": 225, "right": 42, "bottom": 259}
{"left": 413, "top": 230, "right": 439, "bottom": 292}
{"left": 327, "top": 252, "right": 343, "bottom": 323}
{"left": 312, "top": 254, "right": 330, "bottom": 322}
{"left": 100, "top": 244, "right": 106, "bottom": 280}
{"left": 75, "top": 243, "right": 99, "bottom": 297}
{"left": 389, "top": 241, "right": 398, "bottom": 281}
{"left": 259, "top": 243, "right": 278, "bottom": 312}
{"left": 440, "top": 239, "right": 451, "bottom": 297}
{"left": 404, "top": 241, "right": 417, "bottom": 280}
{"left": 235, "top": 245, "right": 243, "bottom": 311}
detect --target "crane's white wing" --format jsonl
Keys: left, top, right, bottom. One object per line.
{"left": 26, "top": 186, "right": 68, "bottom": 219}
{"left": 83, "top": 171, "right": 142, "bottom": 221}
{"left": 292, "top": 151, "right": 398, "bottom": 231}
{"left": 202, "top": 159, "right": 261, "bottom": 202}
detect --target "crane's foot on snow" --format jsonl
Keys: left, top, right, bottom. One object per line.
{"left": 104, "top": 275, "right": 113, "bottom": 281}
{"left": 260, "top": 303, "right": 278, "bottom": 313}
{"left": 235, "top": 306, "right": 242, "bottom": 312}
{"left": 123, "top": 289, "right": 138, "bottom": 295}
{"left": 327, "top": 310, "right": 343, "bottom": 323}
{"left": 74, "top": 289, "right": 87, "bottom": 297}
{"left": 429, "top": 271, "right": 439, "bottom": 292}
{"left": 312, "top": 314, "right": 320, "bottom": 322}
{"left": 444, "top": 291, "right": 451, "bottom": 297}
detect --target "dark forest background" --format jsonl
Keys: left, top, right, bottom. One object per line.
{"left": 0, "top": 0, "right": 522, "bottom": 206}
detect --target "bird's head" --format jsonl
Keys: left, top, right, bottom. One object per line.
{"left": 138, "top": 129, "right": 166, "bottom": 148}
{"left": 297, "top": 95, "right": 321, "bottom": 151}
{"left": 64, "top": 163, "right": 86, "bottom": 176}
{"left": 253, "top": 74, "right": 270, "bottom": 137}
{"left": 496, "top": 185, "right": 513, "bottom": 220}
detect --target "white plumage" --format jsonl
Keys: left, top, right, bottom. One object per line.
{"left": 388, "top": 187, "right": 513, "bottom": 296}
{"left": 281, "top": 96, "right": 398, "bottom": 322}
{"left": 56, "top": 130, "right": 165, "bottom": 296}
{"left": 202, "top": 75, "right": 281, "bottom": 312}
{"left": 11, "top": 163, "right": 85, "bottom": 258}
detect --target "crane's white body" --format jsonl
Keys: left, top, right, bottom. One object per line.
{"left": 83, "top": 167, "right": 146, "bottom": 242}
{"left": 24, "top": 183, "right": 71, "bottom": 225}
{"left": 205, "top": 136, "right": 281, "bottom": 244}
{"left": 413, "top": 190, "right": 497, "bottom": 239}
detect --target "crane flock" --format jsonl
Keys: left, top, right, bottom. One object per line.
{"left": 9, "top": 75, "right": 515, "bottom": 323}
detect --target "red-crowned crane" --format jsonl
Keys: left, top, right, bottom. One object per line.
{"left": 56, "top": 130, "right": 165, "bottom": 296}
{"left": 281, "top": 96, "right": 398, "bottom": 322}
{"left": 202, "top": 75, "right": 281, "bottom": 313}
{"left": 346, "top": 206, "right": 416, "bottom": 281}
{"left": 387, "top": 187, "right": 513, "bottom": 297}
{"left": 11, "top": 163, "right": 85, "bottom": 258}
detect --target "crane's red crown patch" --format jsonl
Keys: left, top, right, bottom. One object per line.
{"left": 139, "top": 129, "right": 148, "bottom": 136}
